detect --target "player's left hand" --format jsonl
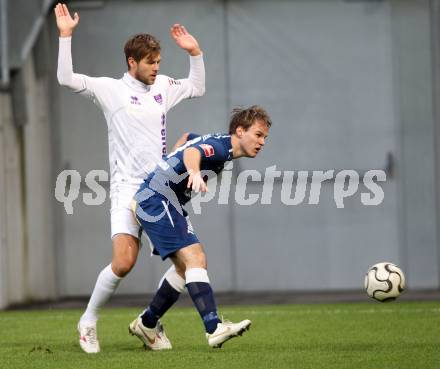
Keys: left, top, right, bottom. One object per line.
{"left": 187, "top": 170, "right": 208, "bottom": 193}
{"left": 170, "top": 24, "right": 201, "bottom": 56}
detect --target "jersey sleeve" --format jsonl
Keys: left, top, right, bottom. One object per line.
{"left": 163, "top": 54, "right": 205, "bottom": 112}
{"left": 57, "top": 37, "right": 113, "bottom": 110}
{"left": 193, "top": 138, "right": 230, "bottom": 163}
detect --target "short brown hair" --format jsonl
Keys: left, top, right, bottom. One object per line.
{"left": 124, "top": 34, "right": 161, "bottom": 68}
{"left": 228, "top": 105, "right": 272, "bottom": 134}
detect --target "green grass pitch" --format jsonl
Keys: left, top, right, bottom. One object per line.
{"left": 1, "top": 301, "right": 439, "bottom": 369}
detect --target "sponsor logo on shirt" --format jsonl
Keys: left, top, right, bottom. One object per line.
{"left": 154, "top": 94, "right": 163, "bottom": 105}
{"left": 168, "top": 78, "right": 181, "bottom": 86}
{"left": 161, "top": 113, "right": 167, "bottom": 155}
{"left": 200, "top": 144, "right": 214, "bottom": 157}
{"left": 130, "top": 96, "right": 141, "bottom": 105}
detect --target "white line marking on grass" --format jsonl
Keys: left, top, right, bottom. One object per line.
{"left": 153, "top": 307, "right": 440, "bottom": 317}
{"left": 1, "top": 307, "right": 440, "bottom": 322}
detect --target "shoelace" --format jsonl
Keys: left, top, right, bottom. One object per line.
{"left": 85, "top": 327, "right": 97, "bottom": 345}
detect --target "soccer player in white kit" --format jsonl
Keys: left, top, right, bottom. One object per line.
{"left": 54, "top": 3, "right": 205, "bottom": 353}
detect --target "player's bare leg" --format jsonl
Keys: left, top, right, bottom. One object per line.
{"left": 111, "top": 234, "right": 140, "bottom": 277}
{"left": 78, "top": 234, "right": 139, "bottom": 353}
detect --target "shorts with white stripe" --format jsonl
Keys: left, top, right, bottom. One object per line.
{"left": 134, "top": 193, "right": 199, "bottom": 260}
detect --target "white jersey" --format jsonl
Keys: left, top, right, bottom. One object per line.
{"left": 57, "top": 37, "right": 205, "bottom": 193}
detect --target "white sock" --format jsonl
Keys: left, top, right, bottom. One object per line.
{"left": 185, "top": 267, "right": 210, "bottom": 284}
{"left": 80, "top": 264, "right": 122, "bottom": 324}
{"left": 158, "top": 265, "right": 186, "bottom": 293}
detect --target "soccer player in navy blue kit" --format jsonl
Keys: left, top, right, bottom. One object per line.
{"left": 129, "top": 106, "right": 272, "bottom": 348}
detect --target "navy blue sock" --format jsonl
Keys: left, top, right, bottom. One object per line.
{"left": 141, "top": 279, "right": 180, "bottom": 328}
{"left": 186, "top": 281, "right": 221, "bottom": 334}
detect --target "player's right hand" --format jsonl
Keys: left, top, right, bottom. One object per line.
{"left": 187, "top": 170, "right": 208, "bottom": 193}
{"left": 54, "top": 3, "right": 79, "bottom": 37}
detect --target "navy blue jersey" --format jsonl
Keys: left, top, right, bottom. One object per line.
{"left": 141, "top": 133, "right": 233, "bottom": 205}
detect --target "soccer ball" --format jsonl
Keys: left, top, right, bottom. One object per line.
{"left": 364, "top": 262, "right": 405, "bottom": 302}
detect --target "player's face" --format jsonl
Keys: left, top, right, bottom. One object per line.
{"left": 238, "top": 120, "right": 269, "bottom": 158}
{"left": 131, "top": 53, "right": 161, "bottom": 85}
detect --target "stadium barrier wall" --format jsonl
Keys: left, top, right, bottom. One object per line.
{"left": 0, "top": 51, "right": 56, "bottom": 309}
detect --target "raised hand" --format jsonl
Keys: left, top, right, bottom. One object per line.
{"left": 54, "top": 3, "right": 79, "bottom": 37}
{"left": 170, "top": 24, "right": 201, "bottom": 56}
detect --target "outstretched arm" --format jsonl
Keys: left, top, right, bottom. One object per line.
{"left": 183, "top": 148, "right": 207, "bottom": 193}
{"left": 54, "top": 2, "right": 100, "bottom": 97}
{"left": 55, "top": 3, "right": 83, "bottom": 89}
{"left": 165, "top": 24, "right": 205, "bottom": 110}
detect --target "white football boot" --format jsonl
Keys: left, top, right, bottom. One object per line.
{"left": 128, "top": 317, "right": 172, "bottom": 350}
{"left": 77, "top": 321, "right": 100, "bottom": 353}
{"left": 206, "top": 319, "right": 252, "bottom": 348}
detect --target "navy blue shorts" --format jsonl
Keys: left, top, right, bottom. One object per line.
{"left": 134, "top": 193, "right": 199, "bottom": 260}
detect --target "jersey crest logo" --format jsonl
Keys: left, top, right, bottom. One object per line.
{"left": 154, "top": 94, "right": 163, "bottom": 105}
{"left": 200, "top": 144, "right": 215, "bottom": 157}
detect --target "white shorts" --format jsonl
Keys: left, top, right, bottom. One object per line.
{"left": 110, "top": 184, "right": 142, "bottom": 239}
{"left": 110, "top": 207, "right": 142, "bottom": 239}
